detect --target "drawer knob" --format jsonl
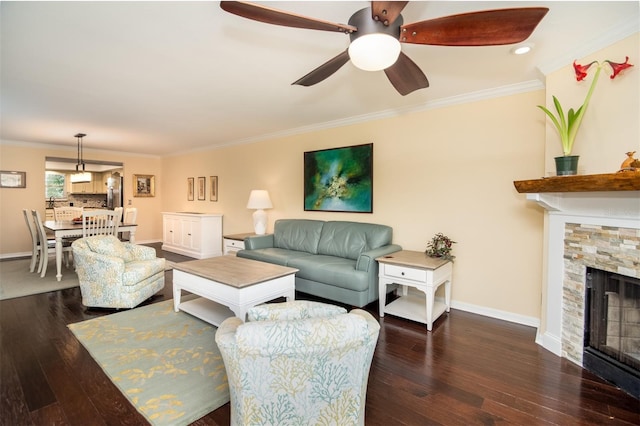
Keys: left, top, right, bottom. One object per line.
{"left": 401, "top": 272, "right": 405, "bottom": 276}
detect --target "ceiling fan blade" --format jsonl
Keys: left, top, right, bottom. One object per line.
{"left": 400, "top": 7, "right": 549, "bottom": 46}
{"left": 292, "top": 50, "right": 350, "bottom": 87}
{"left": 371, "top": 1, "right": 409, "bottom": 26}
{"left": 384, "top": 52, "right": 429, "bottom": 96}
{"left": 220, "top": 1, "right": 357, "bottom": 33}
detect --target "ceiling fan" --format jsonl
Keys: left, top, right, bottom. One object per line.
{"left": 220, "top": 1, "right": 548, "bottom": 96}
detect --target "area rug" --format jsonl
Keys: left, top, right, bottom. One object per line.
{"left": 68, "top": 298, "right": 229, "bottom": 425}
{"left": 0, "top": 258, "right": 79, "bottom": 300}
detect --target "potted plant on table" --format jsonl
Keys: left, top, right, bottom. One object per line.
{"left": 537, "top": 56, "right": 633, "bottom": 176}
{"left": 425, "top": 233, "right": 456, "bottom": 261}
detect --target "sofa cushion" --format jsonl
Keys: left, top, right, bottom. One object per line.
{"left": 84, "top": 235, "right": 133, "bottom": 262}
{"left": 287, "top": 255, "right": 369, "bottom": 292}
{"left": 237, "top": 247, "right": 313, "bottom": 266}
{"left": 317, "top": 221, "right": 393, "bottom": 260}
{"left": 273, "top": 219, "right": 324, "bottom": 254}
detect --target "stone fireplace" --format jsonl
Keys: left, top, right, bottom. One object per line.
{"left": 515, "top": 174, "right": 640, "bottom": 397}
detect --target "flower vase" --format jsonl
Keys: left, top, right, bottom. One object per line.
{"left": 554, "top": 155, "right": 579, "bottom": 176}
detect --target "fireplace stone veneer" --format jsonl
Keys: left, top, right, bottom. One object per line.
{"left": 562, "top": 223, "right": 640, "bottom": 364}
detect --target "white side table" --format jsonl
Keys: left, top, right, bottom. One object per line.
{"left": 223, "top": 232, "right": 253, "bottom": 255}
{"left": 377, "top": 250, "right": 453, "bottom": 331}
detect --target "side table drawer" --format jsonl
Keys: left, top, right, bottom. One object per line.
{"left": 384, "top": 264, "right": 427, "bottom": 282}
{"left": 226, "top": 239, "right": 245, "bottom": 250}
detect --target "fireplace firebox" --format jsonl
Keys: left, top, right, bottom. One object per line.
{"left": 584, "top": 268, "right": 640, "bottom": 398}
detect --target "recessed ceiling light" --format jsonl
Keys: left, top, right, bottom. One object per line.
{"left": 512, "top": 44, "right": 534, "bottom": 55}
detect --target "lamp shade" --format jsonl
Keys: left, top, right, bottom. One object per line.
{"left": 246, "top": 190, "right": 273, "bottom": 210}
{"left": 70, "top": 172, "right": 92, "bottom": 183}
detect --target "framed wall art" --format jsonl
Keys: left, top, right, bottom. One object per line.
{"left": 210, "top": 176, "right": 218, "bottom": 201}
{"left": 304, "top": 143, "right": 373, "bottom": 213}
{"left": 133, "top": 174, "right": 155, "bottom": 197}
{"left": 187, "top": 177, "right": 194, "bottom": 201}
{"left": 197, "top": 177, "right": 206, "bottom": 201}
{"left": 0, "top": 171, "right": 26, "bottom": 188}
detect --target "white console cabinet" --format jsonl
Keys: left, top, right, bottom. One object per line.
{"left": 162, "top": 212, "right": 223, "bottom": 259}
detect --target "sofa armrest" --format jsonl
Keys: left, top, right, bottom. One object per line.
{"left": 243, "top": 234, "right": 274, "bottom": 250}
{"left": 247, "top": 301, "right": 347, "bottom": 322}
{"left": 124, "top": 243, "right": 157, "bottom": 261}
{"left": 355, "top": 244, "right": 402, "bottom": 272}
{"left": 216, "top": 317, "right": 244, "bottom": 346}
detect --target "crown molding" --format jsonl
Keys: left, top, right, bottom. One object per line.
{"left": 188, "top": 80, "right": 544, "bottom": 155}
{"left": 0, "top": 139, "right": 160, "bottom": 159}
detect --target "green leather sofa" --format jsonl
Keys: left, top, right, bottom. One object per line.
{"left": 237, "top": 219, "right": 402, "bottom": 307}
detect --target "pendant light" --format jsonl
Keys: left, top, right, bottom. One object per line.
{"left": 72, "top": 133, "right": 91, "bottom": 183}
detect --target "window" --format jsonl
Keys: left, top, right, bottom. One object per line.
{"left": 45, "top": 171, "right": 67, "bottom": 199}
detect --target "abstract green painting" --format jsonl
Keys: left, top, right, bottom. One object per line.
{"left": 304, "top": 143, "right": 373, "bottom": 212}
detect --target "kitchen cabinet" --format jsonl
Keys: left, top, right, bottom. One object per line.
{"left": 162, "top": 212, "right": 223, "bottom": 259}
{"left": 68, "top": 172, "right": 107, "bottom": 194}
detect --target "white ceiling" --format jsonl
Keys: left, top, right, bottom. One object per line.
{"left": 1, "top": 1, "right": 638, "bottom": 157}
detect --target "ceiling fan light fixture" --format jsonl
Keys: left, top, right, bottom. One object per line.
{"left": 348, "top": 33, "right": 401, "bottom": 71}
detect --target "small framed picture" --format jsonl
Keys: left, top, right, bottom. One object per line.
{"left": 0, "top": 171, "right": 26, "bottom": 188}
{"left": 210, "top": 176, "right": 218, "bottom": 202}
{"left": 197, "top": 177, "right": 206, "bottom": 201}
{"left": 187, "top": 177, "right": 194, "bottom": 201}
{"left": 133, "top": 174, "right": 155, "bottom": 197}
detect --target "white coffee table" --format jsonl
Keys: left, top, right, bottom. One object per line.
{"left": 173, "top": 255, "right": 298, "bottom": 326}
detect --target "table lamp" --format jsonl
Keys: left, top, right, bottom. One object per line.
{"left": 246, "top": 190, "right": 272, "bottom": 235}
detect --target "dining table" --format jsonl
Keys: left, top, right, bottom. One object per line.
{"left": 43, "top": 220, "right": 138, "bottom": 282}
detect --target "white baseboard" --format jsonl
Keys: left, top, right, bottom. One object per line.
{"left": 450, "top": 299, "right": 540, "bottom": 328}
{"left": 535, "top": 330, "right": 562, "bottom": 357}
{"left": 0, "top": 251, "right": 32, "bottom": 260}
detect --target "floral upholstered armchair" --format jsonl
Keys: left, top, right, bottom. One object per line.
{"left": 215, "top": 301, "right": 380, "bottom": 426}
{"left": 72, "top": 235, "right": 165, "bottom": 309}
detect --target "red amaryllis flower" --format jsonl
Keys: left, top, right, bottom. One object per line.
{"left": 604, "top": 56, "right": 633, "bottom": 79}
{"left": 539, "top": 55, "right": 634, "bottom": 156}
{"left": 573, "top": 60, "right": 597, "bottom": 81}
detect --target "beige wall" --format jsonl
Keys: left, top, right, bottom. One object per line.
{"left": 0, "top": 143, "right": 162, "bottom": 252}
{"left": 160, "top": 90, "right": 546, "bottom": 322}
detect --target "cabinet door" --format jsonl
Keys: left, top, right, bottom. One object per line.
{"left": 181, "top": 219, "right": 202, "bottom": 250}
{"left": 164, "top": 216, "right": 182, "bottom": 245}
{"left": 94, "top": 173, "right": 106, "bottom": 193}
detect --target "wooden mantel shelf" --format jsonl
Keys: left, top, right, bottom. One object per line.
{"left": 514, "top": 172, "right": 640, "bottom": 193}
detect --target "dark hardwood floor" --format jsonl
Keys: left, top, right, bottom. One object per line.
{"left": 1, "top": 244, "right": 638, "bottom": 425}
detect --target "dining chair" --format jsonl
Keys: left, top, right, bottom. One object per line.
{"left": 53, "top": 206, "right": 83, "bottom": 221}
{"left": 82, "top": 209, "right": 122, "bottom": 238}
{"left": 23, "top": 209, "right": 41, "bottom": 272}
{"left": 114, "top": 207, "right": 123, "bottom": 222}
{"left": 120, "top": 207, "right": 137, "bottom": 241}
{"left": 31, "top": 209, "right": 72, "bottom": 278}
